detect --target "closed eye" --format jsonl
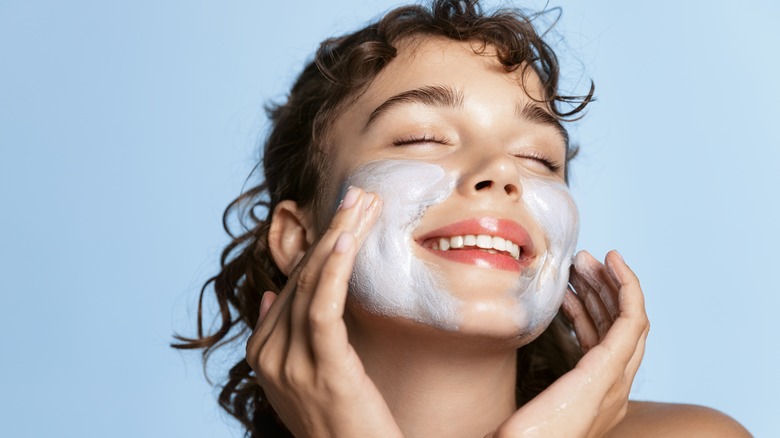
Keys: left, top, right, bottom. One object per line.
{"left": 392, "top": 134, "right": 451, "bottom": 146}
{"left": 514, "top": 151, "right": 563, "bottom": 173}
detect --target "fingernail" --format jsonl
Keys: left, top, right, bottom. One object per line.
{"left": 259, "top": 291, "right": 273, "bottom": 320}
{"left": 614, "top": 250, "right": 624, "bottom": 263}
{"left": 260, "top": 290, "right": 271, "bottom": 306}
{"left": 334, "top": 231, "right": 353, "bottom": 253}
{"left": 339, "top": 186, "right": 360, "bottom": 210}
{"left": 605, "top": 257, "right": 620, "bottom": 285}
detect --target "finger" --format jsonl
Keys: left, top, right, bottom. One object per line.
{"left": 605, "top": 250, "right": 646, "bottom": 320}
{"left": 570, "top": 255, "right": 612, "bottom": 339}
{"left": 287, "top": 189, "right": 379, "bottom": 364}
{"left": 249, "top": 253, "right": 308, "bottom": 347}
{"left": 625, "top": 327, "right": 648, "bottom": 379}
{"left": 259, "top": 291, "right": 278, "bottom": 322}
{"left": 296, "top": 193, "right": 381, "bottom": 342}
{"left": 561, "top": 288, "right": 599, "bottom": 352}
{"left": 573, "top": 251, "right": 619, "bottom": 319}
{"left": 307, "top": 192, "right": 379, "bottom": 365}
{"left": 246, "top": 285, "right": 293, "bottom": 363}
{"left": 246, "top": 289, "right": 294, "bottom": 379}
{"left": 306, "top": 231, "right": 357, "bottom": 363}
{"left": 353, "top": 193, "right": 381, "bottom": 245}
{"left": 246, "top": 194, "right": 352, "bottom": 364}
{"left": 574, "top": 251, "right": 620, "bottom": 320}
{"left": 309, "top": 196, "right": 381, "bottom": 334}
{"left": 248, "top": 278, "right": 295, "bottom": 347}
{"left": 588, "top": 251, "right": 648, "bottom": 366}
{"left": 292, "top": 187, "right": 370, "bottom": 308}
{"left": 247, "top": 187, "right": 374, "bottom": 372}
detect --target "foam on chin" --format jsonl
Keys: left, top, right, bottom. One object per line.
{"left": 341, "top": 159, "right": 579, "bottom": 336}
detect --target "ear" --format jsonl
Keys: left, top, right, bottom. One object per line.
{"left": 268, "top": 200, "right": 316, "bottom": 276}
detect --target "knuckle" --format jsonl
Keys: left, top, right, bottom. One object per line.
{"left": 308, "top": 308, "right": 332, "bottom": 330}
{"left": 256, "top": 346, "right": 278, "bottom": 376}
{"left": 296, "top": 267, "right": 315, "bottom": 291}
{"left": 633, "top": 315, "right": 650, "bottom": 334}
{"left": 630, "top": 316, "right": 647, "bottom": 333}
{"left": 615, "top": 402, "right": 629, "bottom": 423}
{"left": 319, "top": 262, "right": 344, "bottom": 282}
{"left": 282, "top": 362, "right": 307, "bottom": 388}
{"left": 567, "top": 301, "right": 585, "bottom": 319}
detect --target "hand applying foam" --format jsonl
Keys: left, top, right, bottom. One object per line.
{"left": 245, "top": 187, "right": 403, "bottom": 438}
{"left": 489, "top": 250, "right": 649, "bottom": 438}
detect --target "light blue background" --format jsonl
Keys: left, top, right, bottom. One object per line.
{"left": 1, "top": 0, "right": 777, "bottom": 436}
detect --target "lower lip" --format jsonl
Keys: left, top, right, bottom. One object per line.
{"left": 422, "top": 247, "right": 523, "bottom": 272}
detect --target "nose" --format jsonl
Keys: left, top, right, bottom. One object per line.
{"left": 458, "top": 154, "right": 522, "bottom": 201}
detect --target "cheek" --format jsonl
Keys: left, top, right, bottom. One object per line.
{"left": 508, "top": 179, "right": 579, "bottom": 336}
{"left": 524, "top": 180, "right": 579, "bottom": 258}
{"left": 336, "top": 160, "right": 455, "bottom": 223}
{"left": 343, "top": 160, "right": 463, "bottom": 330}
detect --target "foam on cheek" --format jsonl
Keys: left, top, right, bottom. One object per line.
{"left": 511, "top": 178, "right": 579, "bottom": 340}
{"left": 343, "top": 160, "right": 462, "bottom": 330}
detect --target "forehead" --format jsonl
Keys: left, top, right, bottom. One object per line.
{"left": 329, "top": 36, "right": 548, "bottom": 141}
{"left": 312, "top": 36, "right": 565, "bottom": 220}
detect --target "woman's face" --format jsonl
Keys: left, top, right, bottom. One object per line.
{"left": 314, "top": 36, "right": 578, "bottom": 343}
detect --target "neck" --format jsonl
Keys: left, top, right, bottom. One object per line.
{"left": 346, "top": 312, "right": 518, "bottom": 438}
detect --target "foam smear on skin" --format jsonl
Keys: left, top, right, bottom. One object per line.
{"left": 345, "top": 160, "right": 461, "bottom": 330}
{"left": 511, "top": 178, "right": 579, "bottom": 342}
{"left": 343, "top": 159, "right": 579, "bottom": 336}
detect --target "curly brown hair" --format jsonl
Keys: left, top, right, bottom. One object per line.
{"left": 173, "top": 0, "right": 594, "bottom": 436}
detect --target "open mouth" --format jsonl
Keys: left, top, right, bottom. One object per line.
{"left": 415, "top": 217, "right": 535, "bottom": 272}
{"left": 421, "top": 234, "right": 522, "bottom": 260}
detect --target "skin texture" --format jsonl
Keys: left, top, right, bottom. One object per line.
{"left": 245, "top": 37, "right": 750, "bottom": 437}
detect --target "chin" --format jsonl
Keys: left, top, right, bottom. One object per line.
{"left": 431, "top": 259, "right": 560, "bottom": 322}
{"left": 450, "top": 298, "right": 555, "bottom": 346}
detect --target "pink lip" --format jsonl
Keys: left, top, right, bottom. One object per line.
{"left": 416, "top": 217, "right": 535, "bottom": 272}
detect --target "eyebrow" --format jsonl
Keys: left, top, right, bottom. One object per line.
{"left": 363, "top": 84, "right": 569, "bottom": 147}
{"left": 363, "top": 85, "right": 464, "bottom": 132}
{"left": 516, "top": 101, "right": 570, "bottom": 147}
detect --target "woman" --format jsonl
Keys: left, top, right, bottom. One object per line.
{"left": 174, "top": 1, "right": 750, "bottom": 436}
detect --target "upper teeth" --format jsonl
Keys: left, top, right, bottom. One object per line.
{"left": 429, "top": 235, "right": 522, "bottom": 260}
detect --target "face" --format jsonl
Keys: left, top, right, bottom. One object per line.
{"left": 316, "top": 37, "right": 578, "bottom": 343}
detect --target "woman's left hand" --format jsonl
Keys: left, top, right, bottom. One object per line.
{"left": 490, "top": 250, "right": 649, "bottom": 438}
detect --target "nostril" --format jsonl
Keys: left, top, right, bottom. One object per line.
{"left": 475, "top": 180, "right": 492, "bottom": 191}
{"left": 504, "top": 184, "right": 519, "bottom": 196}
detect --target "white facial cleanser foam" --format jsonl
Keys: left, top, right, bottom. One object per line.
{"left": 345, "top": 160, "right": 461, "bottom": 330}
{"left": 342, "top": 160, "right": 578, "bottom": 335}
{"left": 511, "top": 178, "right": 579, "bottom": 342}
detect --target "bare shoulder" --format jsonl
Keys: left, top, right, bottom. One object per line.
{"left": 606, "top": 400, "right": 752, "bottom": 437}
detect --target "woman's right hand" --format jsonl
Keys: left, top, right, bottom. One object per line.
{"left": 245, "top": 187, "right": 403, "bottom": 438}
